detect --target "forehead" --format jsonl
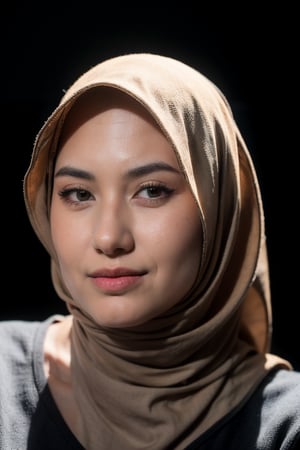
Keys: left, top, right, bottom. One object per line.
{"left": 59, "top": 87, "right": 160, "bottom": 146}
{"left": 55, "top": 89, "right": 180, "bottom": 171}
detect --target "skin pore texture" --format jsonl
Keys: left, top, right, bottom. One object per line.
{"left": 43, "top": 90, "right": 203, "bottom": 439}
{"left": 50, "top": 90, "right": 203, "bottom": 329}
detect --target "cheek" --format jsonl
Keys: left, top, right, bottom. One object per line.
{"left": 172, "top": 215, "right": 202, "bottom": 268}
{"left": 50, "top": 206, "right": 67, "bottom": 254}
{"left": 141, "top": 204, "right": 202, "bottom": 271}
{"left": 50, "top": 204, "right": 88, "bottom": 263}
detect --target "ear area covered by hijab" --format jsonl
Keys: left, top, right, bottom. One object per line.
{"left": 23, "top": 53, "right": 291, "bottom": 450}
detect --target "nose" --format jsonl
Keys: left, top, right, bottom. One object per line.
{"left": 92, "top": 202, "right": 134, "bottom": 256}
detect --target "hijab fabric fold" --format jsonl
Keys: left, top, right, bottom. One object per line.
{"left": 23, "top": 53, "right": 290, "bottom": 449}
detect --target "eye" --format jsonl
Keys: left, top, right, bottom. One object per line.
{"left": 138, "top": 184, "right": 173, "bottom": 198}
{"left": 134, "top": 182, "right": 175, "bottom": 207}
{"left": 74, "top": 189, "right": 93, "bottom": 202}
{"left": 58, "top": 187, "right": 94, "bottom": 205}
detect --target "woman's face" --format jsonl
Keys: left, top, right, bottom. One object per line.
{"left": 50, "top": 92, "right": 203, "bottom": 328}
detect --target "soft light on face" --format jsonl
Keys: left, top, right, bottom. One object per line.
{"left": 50, "top": 90, "right": 203, "bottom": 328}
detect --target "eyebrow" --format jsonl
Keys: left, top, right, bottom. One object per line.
{"left": 127, "top": 162, "right": 181, "bottom": 178}
{"left": 54, "top": 166, "right": 95, "bottom": 180}
{"left": 54, "top": 162, "right": 181, "bottom": 180}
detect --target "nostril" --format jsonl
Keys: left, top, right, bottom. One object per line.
{"left": 95, "top": 246, "right": 132, "bottom": 257}
{"left": 93, "top": 227, "right": 135, "bottom": 256}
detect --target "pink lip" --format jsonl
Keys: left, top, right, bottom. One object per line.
{"left": 89, "top": 267, "right": 146, "bottom": 293}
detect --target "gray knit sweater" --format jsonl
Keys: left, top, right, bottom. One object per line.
{"left": 0, "top": 317, "right": 299, "bottom": 449}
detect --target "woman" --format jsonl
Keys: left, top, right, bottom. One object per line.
{"left": 1, "top": 53, "right": 299, "bottom": 449}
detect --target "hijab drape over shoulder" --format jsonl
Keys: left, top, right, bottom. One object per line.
{"left": 23, "top": 53, "right": 291, "bottom": 450}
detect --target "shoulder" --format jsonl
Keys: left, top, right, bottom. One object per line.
{"left": 236, "top": 369, "right": 300, "bottom": 449}
{"left": 0, "top": 314, "right": 65, "bottom": 342}
{"left": 0, "top": 315, "right": 67, "bottom": 379}
{"left": 0, "top": 315, "right": 61, "bottom": 391}
{"left": 262, "top": 368, "right": 300, "bottom": 400}
{"left": 0, "top": 315, "right": 67, "bottom": 449}
{"left": 187, "top": 369, "right": 300, "bottom": 450}
{"left": 260, "top": 368, "right": 300, "bottom": 418}
{"left": 0, "top": 318, "right": 42, "bottom": 347}
{"left": 257, "top": 369, "right": 300, "bottom": 447}
{"left": 0, "top": 319, "right": 41, "bottom": 372}
{"left": 0, "top": 316, "right": 57, "bottom": 363}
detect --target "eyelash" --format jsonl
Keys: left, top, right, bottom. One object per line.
{"left": 136, "top": 182, "right": 174, "bottom": 201}
{"left": 57, "top": 182, "right": 175, "bottom": 207}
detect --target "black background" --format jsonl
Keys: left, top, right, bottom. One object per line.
{"left": 1, "top": 3, "right": 298, "bottom": 369}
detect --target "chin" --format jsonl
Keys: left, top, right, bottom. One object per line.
{"left": 92, "top": 310, "right": 154, "bottom": 329}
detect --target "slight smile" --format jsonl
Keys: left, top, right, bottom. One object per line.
{"left": 89, "top": 268, "right": 147, "bottom": 294}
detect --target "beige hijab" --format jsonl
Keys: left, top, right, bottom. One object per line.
{"left": 24, "top": 53, "right": 291, "bottom": 449}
